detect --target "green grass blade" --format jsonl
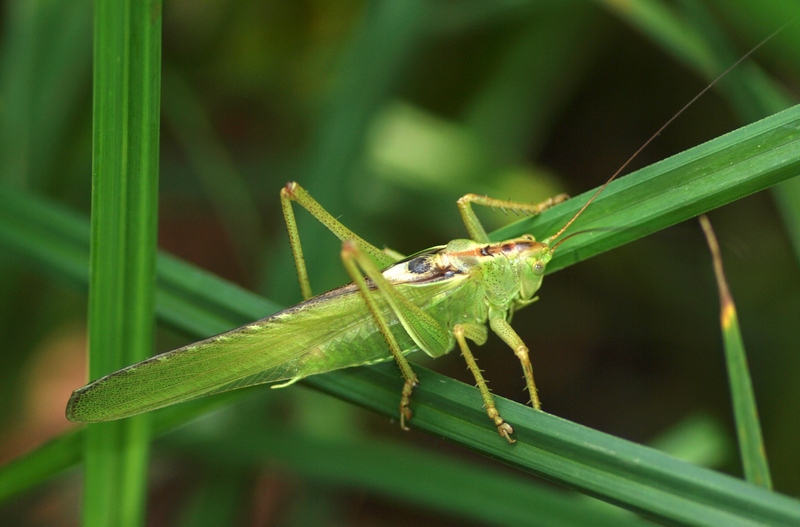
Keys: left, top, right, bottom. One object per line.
{"left": 167, "top": 419, "right": 650, "bottom": 527}
{"left": 492, "top": 103, "right": 800, "bottom": 271}
{"left": 0, "top": 0, "right": 92, "bottom": 189}
{"left": 0, "top": 185, "right": 280, "bottom": 342}
{"left": 4, "top": 365, "right": 800, "bottom": 526}
{"left": 0, "top": 400, "right": 652, "bottom": 527}
{"left": 318, "top": 364, "right": 800, "bottom": 527}
{"left": 0, "top": 429, "right": 83, "bottom": 504}
{"left": 699, "top": 215, "right": 772, "bottom": 489}
{"left": 773, "top": 176, "right": 800, "bottom": 261}
{"left": 0, "top": 186, "right": 90, "bottom": 286}
{"left": 599, "top": 0, "right": 793, "bottom": 492}
{"left": 84, "top": 1, "right": 161, "bottom": 525}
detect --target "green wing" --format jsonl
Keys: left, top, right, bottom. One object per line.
{"left": 66, "top": 270, "right": 474, "bottom": 422}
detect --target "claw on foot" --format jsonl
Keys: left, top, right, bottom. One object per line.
{"left": 399, "top": 378, "right": 416, "bottom": 431}
{"left": 497, "top": 422, "right": 515, "bottom": 444}
{"left": 399, "top": 404, "right": 413, "bottom": 431}
{"left": 487, "top": 407, "right": 515, "bottom": 444}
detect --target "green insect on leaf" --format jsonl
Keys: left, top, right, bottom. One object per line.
{"left": 66, "top": 24, "right": 788, "bottom": 446}
{"left": 66, "top": 181, "right": 578, "bottom": 443}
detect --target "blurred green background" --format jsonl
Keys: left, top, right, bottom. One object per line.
{"left": 0, "top": 0, "right": 798, "bottom": 525}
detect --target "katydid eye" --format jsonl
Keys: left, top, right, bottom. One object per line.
{"left": 532, "top": 260, "right": 545, "bottom": 275}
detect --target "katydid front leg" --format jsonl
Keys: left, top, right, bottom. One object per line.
{"left": 490, "top": 315, "right": 541, "bottom": 410}
{"left": 456, "top": 192, "right": 565, "bottom": 411}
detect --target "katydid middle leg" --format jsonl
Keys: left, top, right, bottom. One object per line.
{"left": 457, "top": 192, "right": 569, "bottom": 243}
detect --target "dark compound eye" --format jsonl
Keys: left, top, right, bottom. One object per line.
{"left": 408, "top": 256, "right": 432, "bottom": 274}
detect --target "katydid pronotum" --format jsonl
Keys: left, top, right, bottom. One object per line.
{"left": 66, "top": 33, "right": 779, "bottom": 444}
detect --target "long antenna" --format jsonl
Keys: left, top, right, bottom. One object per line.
{"left": 547, "top": 23, "right": 787, "bottom": 246}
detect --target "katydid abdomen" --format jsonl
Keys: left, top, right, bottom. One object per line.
{"left": 66, "top": 249, "right": 482, "bottom": 423}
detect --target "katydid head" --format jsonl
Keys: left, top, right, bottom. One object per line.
{"left": 514, "top": 235, "right": 553, "bottom": 300}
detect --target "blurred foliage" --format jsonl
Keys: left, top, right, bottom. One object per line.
{"left": 0, "top": 0, "right": 798, "bottom": 525}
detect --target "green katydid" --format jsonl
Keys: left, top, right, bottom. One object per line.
{"left": 66, "top": 180, "right": 579, "bottom": 442}
{"left": 66, "top": 32, "right": 776, "bottom": 443}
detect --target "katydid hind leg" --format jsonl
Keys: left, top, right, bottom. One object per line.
{"left": 281, "top": 182, "right": 399, "bottom": 299}
{"left": 342, "top": 241, "right": 452, "bottom": 358}
{"left": 340, "top": 241, "right": 417, "bottom": 428}
{"left": 454, "top": 323, "right": 515, "bottom": 443}
{"left": 456, "top": 193, "right": 570, "bottom": 242}
{"left": 489, "top": 316, "right": 542, "bottom": 410}
{"left": 280, "top": 186, "right": 314, "bottom": 299}
{"left": 341, "top": 241, "right": 451, "bottom": 430}
{"left": 382, "top": 246, "right": 406, "bottom": 261}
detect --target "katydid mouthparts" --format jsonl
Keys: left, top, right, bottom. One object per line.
{"left": 66, "top": 30, "right": 780, "bottom": 443}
